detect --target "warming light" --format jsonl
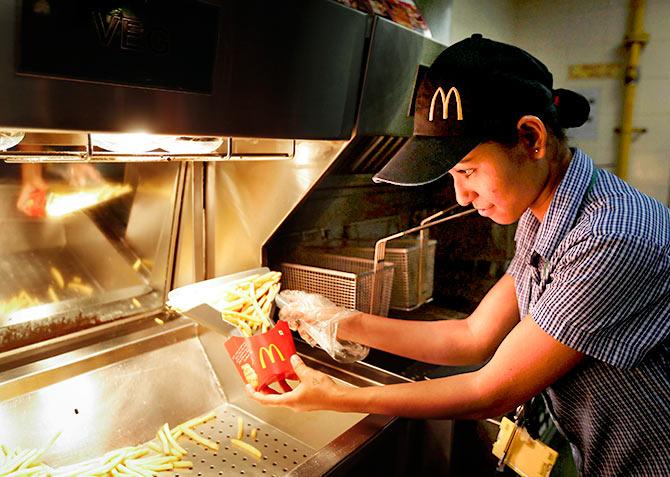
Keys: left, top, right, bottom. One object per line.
{"left": 0, "top": 130, "right": 25, "bottom": 151}
{"left": 91, "top": 132, "right": 161, "bottom": 154}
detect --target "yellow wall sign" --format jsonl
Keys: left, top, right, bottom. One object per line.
{"left": 569, "top": 63, "right": 621, "bottom": 79}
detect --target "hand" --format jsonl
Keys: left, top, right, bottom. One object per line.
{"left": 245, "top": 355, "right": 344, "bottom": 412}
{"left": 276, "top": 290, "right": 353, "bottom": 346}
{"left": 17, "top": 164, "right": 47, "bottom": 217}
{"left": 67, "top": 164, "right": 102, "bottom": 187}
{"left": 276, "top": 290, "right": 369, "bottom": 362}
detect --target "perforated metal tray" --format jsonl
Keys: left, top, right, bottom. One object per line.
{"left": 168, "top": 403, "right": 313, "bottom": 477}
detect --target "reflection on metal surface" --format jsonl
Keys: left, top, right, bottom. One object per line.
{"left": 157, "top": 135, "right": 224, "bottom": 154}
{"left": 45, "top": 183, "right": 132, "bottom": 217}
{"left": 0, "top": 161, "right": 182, "bottom": 351}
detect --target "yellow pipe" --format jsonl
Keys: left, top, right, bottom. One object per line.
{"left": 616, "top": 0, "right": 648, "bottom": 180}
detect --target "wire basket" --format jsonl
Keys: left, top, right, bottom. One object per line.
{"left": 280, "top": 252, "right": 395, "bottom": 317}
{"left": 303, "top": 238, "right": 436, "bottom": 311}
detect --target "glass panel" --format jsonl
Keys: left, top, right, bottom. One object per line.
{"left": 0, "top": 161, "right": 182, "bottom": 351}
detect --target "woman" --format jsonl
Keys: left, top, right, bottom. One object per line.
{"left": 249, "top": 35, "right": 670, "bottom": 476}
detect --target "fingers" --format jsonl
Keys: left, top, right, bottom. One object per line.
{"left": 278, "top": 308, "right": 304, "bottom": 322}
{"left": 245, "top": 384, "right": 294, "bottom": 406}
{"left": 289, "top": 354, "right": 311, "bottom": 379}
{"left": 297, "top": 326, "right": 317, "bottom": 347}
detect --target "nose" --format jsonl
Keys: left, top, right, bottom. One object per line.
{"left": 453, "top": 176, "right": 476, "bottom": 206}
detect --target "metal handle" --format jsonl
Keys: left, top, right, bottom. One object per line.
{"left": 417, "top": 204, "right": 461, "bottom": 306}
{"left": 370, "top": 206, "right": 476, "bottom": 314}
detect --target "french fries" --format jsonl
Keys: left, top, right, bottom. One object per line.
{"left": 50, "top": 266, "right": 65, "bottom": 289}
{"left": 66, "top": 281, "right": 94, "bottom": 296}
{"left": 0, "top": 290, "right": 41, "bottom": 316}
{"left": 230, "top": 439, "right": 262, "bottom": 460}
{"left": 228, "top": 415, "right": 263, "bottom": 460}
{"left": 209, "top": 271, "right": 282, "bottom": 337}
{"left": 0, "top": 412, "right": 220, "bottom": 476}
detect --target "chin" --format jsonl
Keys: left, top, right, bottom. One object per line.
{"left": 489, "top": 212, "right": 520, "bottom": 225}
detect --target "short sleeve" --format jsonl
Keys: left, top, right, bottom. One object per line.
{"left": 531, "top": 234, "right": 670, "bottom": 368}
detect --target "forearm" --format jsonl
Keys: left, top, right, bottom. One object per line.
{"left": 331, "top": 371, "right": 502, "bottom": 419}
{"left": 333, "top": 315, "right": 584, "bottom": 419}
{"left": 337, "top": 313, "right": 485, "bottom": 366}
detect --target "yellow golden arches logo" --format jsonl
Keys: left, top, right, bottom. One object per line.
{"left": 258, "top": 344, "right": 285, "bottom": 369}
{"left": 428, "top": 86, "right": 463, "bottom": 122}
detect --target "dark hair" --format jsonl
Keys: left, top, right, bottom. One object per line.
{"left": 481, "top": 88, "right": 591, "bottom": 146}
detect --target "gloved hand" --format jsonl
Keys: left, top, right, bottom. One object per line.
{"left": 275, "top": 290, "right": 369, "bottom": 363}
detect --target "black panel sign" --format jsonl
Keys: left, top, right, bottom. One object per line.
{"left": 18, "top": 0, "right": 219, "bottom": 93}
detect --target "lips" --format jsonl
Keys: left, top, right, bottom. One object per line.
{"left": 476, "top": 205, "right": 493, "bottom": 216}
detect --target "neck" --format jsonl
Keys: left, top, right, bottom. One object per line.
{"left": 530, "top": 146, "right": 572, "bottom": 221}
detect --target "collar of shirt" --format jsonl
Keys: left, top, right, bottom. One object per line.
{"left": 515, "top": 149, "right": 595, "bottom": 264}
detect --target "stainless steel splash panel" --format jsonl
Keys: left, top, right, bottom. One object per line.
{"left": 207, "top": 140, "right": 349, "bottom": 276}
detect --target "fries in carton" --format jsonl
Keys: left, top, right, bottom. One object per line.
{"left": 168, "top": 267, "right": 297, "bottom": 392}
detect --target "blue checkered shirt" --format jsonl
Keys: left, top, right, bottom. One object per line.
{"left": 506, "top": 149, "right": 670, "bottom": 476}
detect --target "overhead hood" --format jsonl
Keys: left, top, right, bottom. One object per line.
{"left": 0, "top": 0, "right": 368, "bottom": 140}
{"left": 0, "top": 0, "right": 449, "bottom": 278}
{"left": 204, "top": 16, "right": 447, "bottom": 275}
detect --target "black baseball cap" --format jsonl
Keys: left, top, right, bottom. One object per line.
{"left": 372, "top": 34, "right": 590, "bottom": 186}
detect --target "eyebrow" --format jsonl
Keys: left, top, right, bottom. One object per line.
{"left": 453, "top": 156, "right": 474, "bottom": 168}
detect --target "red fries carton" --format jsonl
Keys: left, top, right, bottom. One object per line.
{"left": 23, "top": 189, "right": 46, "bottom": 218}
{"left": 224, "top": 320, "right": 297, "bottom": 392}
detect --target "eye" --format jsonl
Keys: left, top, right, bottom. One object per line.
{"left": 458, "top": 168, "right": 474, "bottom": 177}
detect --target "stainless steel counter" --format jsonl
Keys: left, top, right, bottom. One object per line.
{"left": 0, "top": 316, "right": 413, "bottom": 476}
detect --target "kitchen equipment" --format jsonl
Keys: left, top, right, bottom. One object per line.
{"left": 172, "top": 302, "right": 238, "bottom": 336}
{"left": 370, "top": 207, "right": 477, "bottom": 313}
{"left": 167, "top": 267, "right": 273, "bottom": 337}
{"left": 0, "top": 317, "right": 419, "bottom": 476}
{"left": 280, "top": 254, "right": 395, "bottom": 317}
{"left": 298, "top": 237, "right": 437, "bottom": 311}
{"left": 0, "top": 2, "right": 456, "bottom": 473}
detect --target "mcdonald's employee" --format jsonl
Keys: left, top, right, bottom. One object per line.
{"left": 248, "top": 34, "right": 670, "bottom": 476}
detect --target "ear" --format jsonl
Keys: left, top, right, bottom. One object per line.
{"left": 516, "top": 115, "right": 548, "bottom": 159}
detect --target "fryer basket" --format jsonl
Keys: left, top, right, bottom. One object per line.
{"left": 280, "top": 253, "right": 394, "bottom": 317}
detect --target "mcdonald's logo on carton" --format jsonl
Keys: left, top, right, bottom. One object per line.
{"left": 224, "top": 320, "right": 297, "bottom": 392}
{"left": 259, "top": 343, "right": 285, "bottom": 369}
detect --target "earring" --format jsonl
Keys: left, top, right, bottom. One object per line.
{"left": 534, "top": 148, "right": 539, "bottom": 153}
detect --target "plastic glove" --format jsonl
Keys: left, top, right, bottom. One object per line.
{"left": 275, "top": 290, "right": 369, "bottom": 363}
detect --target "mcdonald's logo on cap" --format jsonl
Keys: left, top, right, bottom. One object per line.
{"left": 259, "top": 344, "right": 285, "bottom": 369}
{"left": 429, "top": 86, "right": 463, "bottom": 122}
